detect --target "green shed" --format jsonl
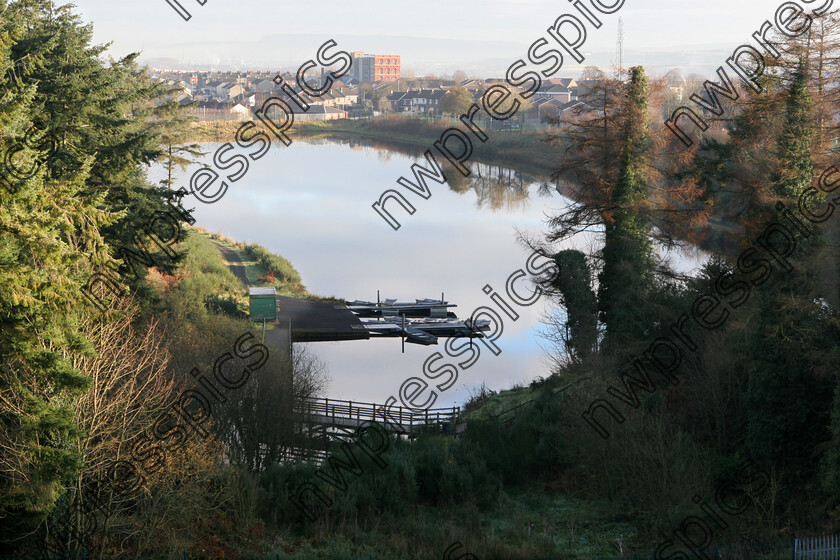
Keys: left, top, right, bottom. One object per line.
{"left": 249, "top": 287, "right": 277, "bottom": 322}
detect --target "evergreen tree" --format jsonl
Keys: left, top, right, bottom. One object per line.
{"left": 0, "top": 1, "right": 197, "bottom": 545}
{"left": 597, "top": 66, "right": 656, "bottom": 351}
{"left": 548, "top": 250, "right": 598, "bottom": 363}
{"left": 4, "top": 0, "right": 193, "bottom": 284}
{"left": 773, "top": 59, "right": 815, "bottom": 200}
{"left": 154, "top": 94, "right": 204, "bottom": 191}
{"left": 0, "top": 25, "right": 113, "bottom": 535}
{"left": 744, "top": 59, "right": 835, "bottom": 491}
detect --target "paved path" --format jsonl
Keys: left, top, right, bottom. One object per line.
{"left": 213, "top": 242, "right": 249, "bottom": 285}
{"left": 212, "top": 240, "right": 291, "bottom": 355}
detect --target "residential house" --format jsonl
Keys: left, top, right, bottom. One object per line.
{"left": 538, "top": 99, "right": 600, "bottom": 123}
{"left": 230, "top": 103, "right": 250, "bottom": 119}
{"left": 254, "top": 79, "right": 276, "bottom": 93}
{"left": 547, "top": 77, "right": 578, "bottom": 89}
{"left": 570, "top": 79, "right": 602, "bottom": 101}
{"left": 535, "top": 83, "right": 574, "bottom": 103}
{"left": 217, "top": 82, "right": 245, "bottom": 100}
{"left": 388, "top": 89, "right": 446, "bottom": 115}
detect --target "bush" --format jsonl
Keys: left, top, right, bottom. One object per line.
{"left": 204, "top": 294, "right": 246, "bottom": 318}
{"left": 257, "top": 462, "right": 322, "bottom": 527}
{"left": 460, "top": 388, "right": 573, "bottom": 486}
{"left": 411, "top": 435, "right": 499, "bottom": 509}
{"left": 462, "top": 382, "right": 497, "bottom": 416}
{"left": 243, "top": 243, "right": 302, "bottom": 284}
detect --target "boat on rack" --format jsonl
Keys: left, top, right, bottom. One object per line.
{"left": 346, "top": 295, "right": 457, "bottom": 319}
{"left": 360, "top": 317, "right": 491, "bottom": 346}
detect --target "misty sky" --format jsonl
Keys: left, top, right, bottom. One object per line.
{"left": 71, "top": 0, "right": 792, "bottom": 75}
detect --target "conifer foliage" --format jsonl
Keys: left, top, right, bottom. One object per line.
{"left": 0, "top": 0, "right": 196, "bottom": 540}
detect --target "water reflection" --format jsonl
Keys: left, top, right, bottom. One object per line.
{"left": 449, "top": 163, "right": 531, "bottom": 211}
{"left": 312, "top": 137, "right": 549, "bottom": 212}
{"left": 147, "top": 139, "right": 570, "bottom": 408}
{"left": 148, "top": 138, "right": 707, "bottom": 408}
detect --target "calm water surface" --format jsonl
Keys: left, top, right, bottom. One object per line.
{"left": 148, "top": 138, "right": 700, "bottom": 408}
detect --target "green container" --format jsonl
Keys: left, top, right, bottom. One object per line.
{"left": 249, "top": 287, "right": 277, "bottom": 322}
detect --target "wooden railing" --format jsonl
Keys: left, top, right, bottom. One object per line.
{"left": 293, "top": 396, "right": 459, "bottom": 433}
{"left": 795, "top": 535, "right": 840, "bottom": 559}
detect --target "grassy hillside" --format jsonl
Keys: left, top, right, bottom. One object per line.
{"left": 460, "top": 376, "right": 587, "bottom": 422}
{"left": 143, "top": 227, "right": 339, "bottom": 319}
{"left": 202, "top": 229, "right": 307, "bottom": 295}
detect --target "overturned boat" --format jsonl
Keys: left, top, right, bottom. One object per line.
{"left": 346, "top": 295, "right": 457, "bottom": 319}
{"left": 361, "top": 317, "right": 491, "bottom": 346}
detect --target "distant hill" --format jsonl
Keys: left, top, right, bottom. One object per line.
{"left": 139, "top": 32, "right": 728, "bottom": 79}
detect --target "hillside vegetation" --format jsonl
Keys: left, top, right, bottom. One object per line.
{"left": 2, "top": 2, "right": 840, "bottom": 559}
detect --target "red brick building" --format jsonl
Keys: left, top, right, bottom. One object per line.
{"left": 350, "top": 52, "right": 401, "bottom": 82}
{"left": 373, "top": 55, "right": 400, "bottom": 81}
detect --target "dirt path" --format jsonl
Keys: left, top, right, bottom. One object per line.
{"left": 213, "top": 242, "right": 250, "bottom": 286}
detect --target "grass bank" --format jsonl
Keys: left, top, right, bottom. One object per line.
{"left": 145, "top": 227, "right": 340, "bottom": 320}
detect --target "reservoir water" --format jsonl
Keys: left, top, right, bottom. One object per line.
{"left": 148, "top": 138, "right": 701, "bottom": 409}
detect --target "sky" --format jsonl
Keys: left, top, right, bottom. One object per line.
{"left": 69, "top": 0, "right": 792, "bottom": 76}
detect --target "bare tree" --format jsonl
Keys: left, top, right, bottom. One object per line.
{"left": 211, "top": 342, "right": 329, "bottom": 472}
{"left": 39, "top": 299, "right": 223, "bottom": 559}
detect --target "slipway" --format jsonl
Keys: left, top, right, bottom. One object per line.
{"left": 276, "top": 295, "right": 371, "bottom": 342}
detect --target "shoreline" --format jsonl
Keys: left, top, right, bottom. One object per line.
{"left": 186, "top": 117, "right": 562, "bottom": 178}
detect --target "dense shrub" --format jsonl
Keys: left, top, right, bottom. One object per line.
{"left": 257, "top": 462, "right": 322, "bottom": 526}
{"left": 204, "top": 294, "right": 246, "bottom": 318}
{"left": 243, "top": 243, "right": 302, "bottom": 284}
